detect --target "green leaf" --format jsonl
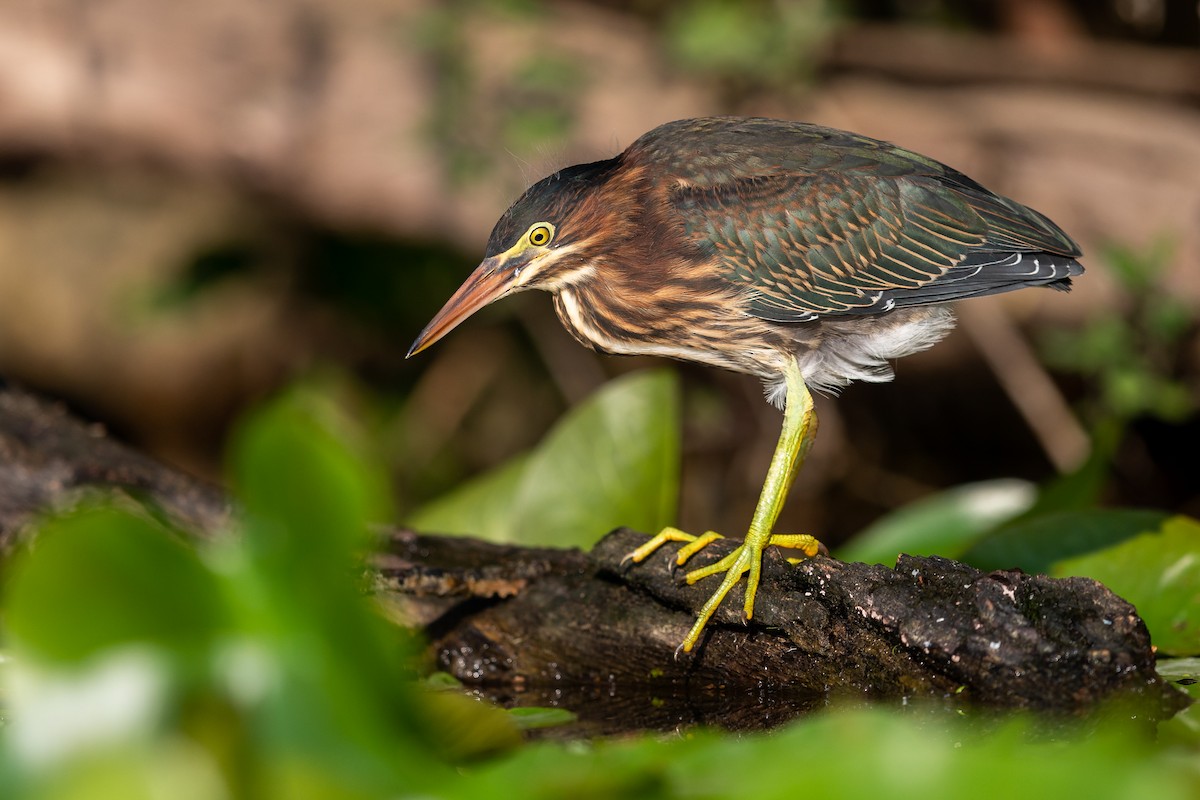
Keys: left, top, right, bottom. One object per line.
{"left": 664, "top": 0, "right": 834, "bottom": 85}
{"left": 962, "top": 508, "right": 1169, "bottom": 574}
{"left": 408, "top": 369, "right": 680, "bottom": 548}
{"left": 837, "top": 479, "right": 1034, "bottom": 565}
{"left": 1156, "top": 656, "right": 1200, "bottom": 683}
{"left": 1053, "top": 515, "right": 1200, "bottom": 656}
{"left": 458, "top": 708, "right": 1192, "bottom": 800}
{"left": 416, "top": 689, "right": 522, "bottom": 761}
{"left": 422, "top": 671, "right": 464, "bottom": 690}
{"left": 1156, "top": 657, "right": 1200, "bottom": 748}
{"left": 231, "top": 389, "right": 392, "bottom": 567}
{"left": 4, "top": 508, "right": 226, "bottom": 664}
{"left": 221, "top": 390, "right": 446, "bottom": 790}
{"left": 31, "top": 743, "right": 231, "bottom": 800}
{"left": 405, "top": 454, "right": 529, "bottom": 540}
{"left": 1101, "top": 237, "right": 1173, "bottom": 293}
{"left": 507, "top": 370, "right": 679, "bottom": 546}
{"left": 507, "top": 706, "right": 577, "bottom": 731}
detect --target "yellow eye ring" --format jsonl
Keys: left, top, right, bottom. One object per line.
{"left": 527, "top": 223, "right": 554, "bottom": 247}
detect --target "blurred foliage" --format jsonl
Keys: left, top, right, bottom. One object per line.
{"left": 663, "top": 0, "right": 842, "bottom": 98}
{"left": 0, "top": 392, "right": 458, "bottom": 798}
{"left": 412, "top": 0, "right": 589, "bottom": 188}
{"left": 961, "top": 507, "right": 1170, "bottom": 574}
{"left": 500, "top": 54, "right": 586, "bottom": 153}
{"left": 2, "top": 384, "right": 1200, "bottom": 798}
{"left": 3, "top": 1, "right": 1196, "bottom": 787}
{"left": 836, "top": 478, "right": 1035, "bottom": 564}
{"left": 408, "top": 369, "right": 680, "bottom": 547}
{"left": 463, "top": 708, "right": 1200, "bottom": 800}
{"left": 1040, "top": 238, "right": 1196, "bottom": 424}
{"left": 5, "top": 512, "right": 226, "bottom": 666}
{"left": 411, "top": 0, "right": 494, "bottom": 187}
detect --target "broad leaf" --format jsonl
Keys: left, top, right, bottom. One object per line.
{"left": 506, "top": 707, "right": 577, "bottom": 731}
{"left": 231, "top": 390, "right": 392, "bottom": 564}
{"left": 1053, "top": 515, "right": 1200, "bottom": 656}
{"left": 5, "top": 508, "right": 224, "bottom": 664}
{"left": 962, "top": 508, "right": 1169, "bottom": 573}
{"left": 507, "top": 370, "right": 679, "bottom": 546}
{"left": 408, "top": 370, "right": 680, "bottom": 548}
{"left": 457, "top": 707, "right": 1190, "bottom": 800}
{"left": 405, "top": 454, "right": 529, "bottom": 541}
{"left": 837, "top": 479, "right": 1035, "bottom": 566}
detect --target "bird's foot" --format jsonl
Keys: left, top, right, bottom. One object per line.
{"left": 620, "top": 526, "right": 722, "bottom": 568}
{"left": 773, "top": 534, "right": 828, "bottom": 563}
{"left": 623, "top": 527, "right": 824, "bottom": 653}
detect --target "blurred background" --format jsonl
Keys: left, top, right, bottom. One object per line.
{"left": 0, "top": 0, "right": 1196, "bottom": 549}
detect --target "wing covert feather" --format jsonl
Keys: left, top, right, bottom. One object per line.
{"left": 671, "top": 173, "right": 1008, "bottom": 320}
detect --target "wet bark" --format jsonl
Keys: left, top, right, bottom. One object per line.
{"left": 377, "top": 527, "right": 1188, "bottom": 734}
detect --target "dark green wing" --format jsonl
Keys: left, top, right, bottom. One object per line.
{"left": 638, "top": 118, "right": 1082, "bottom": 321}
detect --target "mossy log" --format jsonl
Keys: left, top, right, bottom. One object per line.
{"left": 376, "top": 526, "right": 1186, "bottom": 733}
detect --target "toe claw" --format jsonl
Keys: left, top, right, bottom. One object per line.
{"left": 637, "top": 526, "right": 827, "bottom": 653}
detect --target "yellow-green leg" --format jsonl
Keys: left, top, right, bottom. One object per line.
{"left": 626, "top": 358, "right": 820, "bottom": 653}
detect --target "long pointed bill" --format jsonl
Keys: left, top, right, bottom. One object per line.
{"left": 406, "top": 255, "right": 517, "bottom": 358}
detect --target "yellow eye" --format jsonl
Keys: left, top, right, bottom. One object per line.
{"left": 527, "top": 223, "right": 554, "bottom": 247}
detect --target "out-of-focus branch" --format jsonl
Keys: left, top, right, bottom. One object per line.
{"left": 826, "top": 23, "right": 1200, "bottom": 102}
{"left": 960, "top": 302, "right": 1091, "bottom": 473}
{"left": 0, "top": 384, "right": 231, "bottom": 553}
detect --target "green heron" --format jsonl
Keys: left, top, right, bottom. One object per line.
{"left": 408, "top": 116, "right": 1082, "bottom": 653}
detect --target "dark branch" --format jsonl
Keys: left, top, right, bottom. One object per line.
{"left": 378, "top": 527, "right": 1187, "bottom": 734}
